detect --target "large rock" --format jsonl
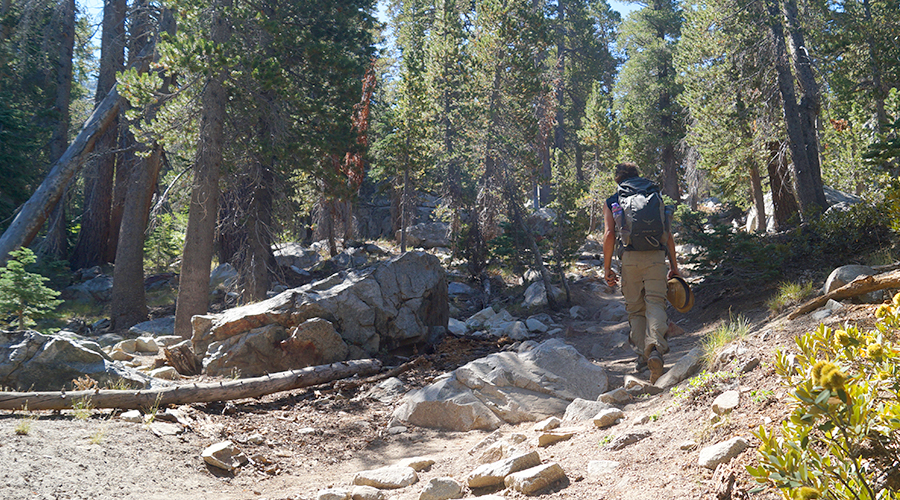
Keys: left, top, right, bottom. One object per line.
{"left": 698, "top": 437, "right": 749, "bottom": 469}
{"left": 203, "top": 319, "right": 350, "bottom": 377}
{"left": 522, "top": 281, "right": 563, "bottom": 308}
{"left": 654, "top": 346, "right": 704, "bottom": 388}
{"left": 274, "top": 242, "right": 321, "bottom": 270}
{"left": 128, "top": 317, "right": 175, "bottom": 337}
{"left": 192, "top": 252, "right": 448, "bottom": 362}
{"left": 0, "top": 330, "right": 150, "bottom": 391}
{"left": 823, "top": 265, "right": 883, "bottom": 304}
{"left": 397, "top": 222, "right": 450, "bottom": 249}
{"left": 61, "top": 274, "right": 114, "bottom": 304}
{"left": 392, "top": 338, "right": 608, "bottom": 431}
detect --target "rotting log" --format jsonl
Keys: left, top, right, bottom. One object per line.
{"left": 788, "top": 270, "right": 900, "bottom": 320}
{"left": 0, "top": 359, "right": 381, "bottom": 411}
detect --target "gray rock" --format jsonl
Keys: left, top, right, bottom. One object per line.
{"left": 654, "top": 346, "right": 704, "bottom": 388}
{"left": 504, "top": 463, "right": 567, "bottom": 495}
{"left": 604, "top": 431, "right": 651, "bottom": 451}
{"left": 563, "top": 398, "right": 612, "bottom": 422}
{"left": 120, "top": 409, "right": 142, "bottom": 423}
{"left": 467, "top": 451, "right": 541, "bottom": 488}
{"left": 366, "top": 377, "right": 407, "bottom": 404}
{"left": 0, "top": 330, "right": 150, "bottom": 391}
{"left": 522, "top": 281, "right": 563, "bottom": 308}
{"left": 419, "top": 477, "right": 463, "bottom": 500}
{"left": 209, "top": 263, "right": 238, "bottom": 290}
{"left": 192, "top": 252, "right": 448, "bottom": 360}
{"left": 128, "top": 317, "right": 175, "bottom": 337}
{"left": 712, "top": 390, "right": 740, "bottom": 415}
{"left": 353, "top": 466, "right": 418, "bottom": 489}
{"left": 526, "top": 208, "right": 557, "bottom": 237}
{"left": 466, "top": 307, "right": 497, "bottom": 329}
{"left": 824, "top": 265, "right": 883, "bottom": 303}
{"left": 698, "top": 437, "right": 749, "bottom": 469}
{"left": 532, "top": 416, "right": 561, "bottom": 432}
{"left": 317, "top": 488, "right": 351, "bottom": 500}
{"left": 569, "top": 305, "right": 587, "bottom": 320}
{"left": 592, "top": 408, "right": 624, "bottom": 428}
{"left": 61, "top": 274, "right": 114, "bottom": 304}
{"left": 397, "top": 222, "right": 450, "bottom": 249}
{"left": 447, "top": 318, "right": 468, "bottom": 336}
{"left": 396, "top": 457, "right": 436, "bottom": 472}
{"left": 201, "top": 441, "right": 242, "bottom": 471}
{"left": 393, "top": 338, "right": 608, "bottom": 431}
{"left": 525, "top": 318, "right": 549, "bottom": 333}
{"left": 538, "top": 429, "right": 576, "bottom": 447}
{"left": 350, "top": 485, "right": 384, "bottom": 500}
{"left": 448, "top": 282, "right": 474, "bottom": 296}
{"left": 598, "top": 388, "right": 631, "bottom": 404}
{"left": 599, "top": 302, "right": 627, "bottom": 322}
{"left": 274, "top": 243, "right": 321, "bottom": 269}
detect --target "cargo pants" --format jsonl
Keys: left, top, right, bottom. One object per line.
{"left": 621, "top": 249, "right": 669, "bottom": 359}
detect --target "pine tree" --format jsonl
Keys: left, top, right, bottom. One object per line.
{"left": 0, "top": 248, "right": 62, "bottom": 330}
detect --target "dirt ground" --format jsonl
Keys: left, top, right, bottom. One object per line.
{"left": 0, "top": 275, "right": 885, "bottom": 500}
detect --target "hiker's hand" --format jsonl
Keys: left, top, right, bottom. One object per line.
{"left": 667, "top": 268, "right": 680, "bottom": 280}
{"left": 605, "top": 270, "right": 618, "bottom": 287}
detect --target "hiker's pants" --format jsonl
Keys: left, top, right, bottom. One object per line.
{"left": 621, "top": 249, "right": 669, "bottom": 358}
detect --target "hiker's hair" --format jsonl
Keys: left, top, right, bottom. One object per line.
{"left": 614, "top": 162, "right": 641, "bottom": 184}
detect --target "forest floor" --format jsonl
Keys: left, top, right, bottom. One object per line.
{"left": 0, "top": 268, "right": 885, "bottom": 500}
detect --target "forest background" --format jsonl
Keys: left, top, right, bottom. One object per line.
{"left": 0, "top": 0, "right": 899, "bottom": 337}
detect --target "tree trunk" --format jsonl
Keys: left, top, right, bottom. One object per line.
{"left": 749, "top": 161, "right": 766, "bottom": 232}
{"left": 400, "top": 167, "right": 409, "bottom": 252}
{"left": 862, "top": 0, "right": 886, "bottom": 132}
{"left": 69, "top": 0, "right": 126, "bottom": 270}
{"left": 110, "top": 145, "right": 162, "bottom": 330}
{"left": 766, "top": 141, "right": 800, "bottom": 229}
{"left": 0, "top": 40, "right": 155, "bottom": 267}
{"left": 174, "top": 0, "right": 231, "bottom": 338}
{"left": 0, "top": 359, "right": 382, "bottom": 411}
{"left": 782, "top": 0, "right": 826, "bottom": 210}
{"left": 765, "top": 0, "right": 824, "bottom": 218}
{"left": 508, "top": 182, "right": 558, "bottom": 311}
{"left": 238, "top": 162, "right": 274, "bottom": 303}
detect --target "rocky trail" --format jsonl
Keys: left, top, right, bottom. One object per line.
{"left": 0, "top": 255, "right": 889, "bottom": 500}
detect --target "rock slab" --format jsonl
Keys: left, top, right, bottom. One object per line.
{"left": 504, "top": 463, "right": 567, "bottom": 495}
{"left": 467, "top": 451, "right": 542, "bottom": 488}
{"left": 353, "top": 466, "right": 418, "bottom": 489}
{"left": 698, "top": 437, "right": 750, "bottom": 469}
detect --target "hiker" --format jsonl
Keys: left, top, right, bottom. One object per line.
{"left": 602, "top": 162, "right": 680, "bottom": 383}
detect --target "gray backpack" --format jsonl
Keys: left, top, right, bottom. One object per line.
{"left": 616, "top": 177, "right": 667, "bottom": 251}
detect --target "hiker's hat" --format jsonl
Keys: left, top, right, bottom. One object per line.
{"left": 667, "top": 276, "right": 694, "bottom": 313}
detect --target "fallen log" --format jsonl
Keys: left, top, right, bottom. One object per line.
{"left": 788, "top": 269, "right": 900, "bottom": 320}
{"left": 0, "top": 359, "right": 381, "bottom": 411}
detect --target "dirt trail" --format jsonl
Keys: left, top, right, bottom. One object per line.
{"left": 1, "top": 278, "right": 872, "bottom": 500}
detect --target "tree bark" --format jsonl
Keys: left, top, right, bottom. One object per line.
{"left": 69, "top": 0, "right": 126, "bottom": 270}
{"left": 766, "top": 141, "right": 800, "bottom": 229}
{"left": 110, "top": 145, "right": 162, "bottom": 330}
{"left": 174, "top": 1, "right": 230, "bottom": 338}
{"left": 765, "top": 0, "right": 824, "bottom": 218}
{"left": 0, "top": 359, "right": 382, "bottom": 411}
{"left": 0, "top": 40, "right": 156, "bottom": 267}
{"left": 788, "top": 270, "right": 900, "bottom": 320}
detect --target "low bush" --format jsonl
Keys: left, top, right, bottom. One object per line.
{"left": 747, "top": 292, "right": 900, "bottom": 499}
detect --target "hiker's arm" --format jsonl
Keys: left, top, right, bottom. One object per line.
{"left": 603, "top": 203, "right": 618, "bottom": 286}
{"left": 666, "top": 232, "right": 680, "bottom": 279}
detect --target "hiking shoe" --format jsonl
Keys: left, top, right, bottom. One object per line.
{"left": 647, "top": 348, "right": 664, "bottom": 384}
{"left": 635, "top": 357, "right": 648, "bottom": 373}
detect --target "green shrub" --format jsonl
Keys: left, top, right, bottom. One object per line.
{"left": 766, "top": 281, "right": 817, "bottom": 315}
{"left": 747, "top": 293, "right": 900, "bottom": 499}
{"left": 0, "top": 248, "right": 63, "bottom": 330}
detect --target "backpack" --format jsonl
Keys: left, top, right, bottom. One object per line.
{"left": 616, "top": 177, "right": 667, "bottom": 251}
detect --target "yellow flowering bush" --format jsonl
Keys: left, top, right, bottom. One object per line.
{"left": 747, "top": 292, "right": 900, "bottom": 499}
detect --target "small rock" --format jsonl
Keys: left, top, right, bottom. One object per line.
{"left": 569, "top": 305, "right": 587, "bottom": 320}
{"left": 563, "top": 398, "right": 612, "bottom": 422}
{"left": 532, "top": 416, "right": 561, "bottom": 432}
{"left": 598, "top": 388, "right": 631, "bottom": 404}
{"left": 419, "top": 477, "right": 463, "bottom": 500}
{"left": 387, "top": 426, "right": 408, "bottom": 435}
{"left": 712, "top": 390, "right": 740, "bottom": 415}
{"left": 604, "top": 431, "right": 651, "bottom": 451}
{"left": 134, "top": 337, "right": 159, "bottom": 354}
{"left": 149, "top": 421, "right": 183, "bottom": 437}
{"left": 654, "top": 346, "right": 703, "bottom": 388}
{"left": 698, "top": 437, "right": 750, "bottom": 469}
{"left": 623, "top": 375, "right": 663, "bottom": 395}
{"left": 811, "top": 308, "right": 832, "bottom": 321}
{"left": 317, "top": 488, "right": 351, "bottom": 500}
{"left": 679, "top": 441, "right": 697, "bottom": 450}
{"left": 592, "top": 408, "right": 624, "bottom": 428}
{"left": 739, "top": 357, "right": 760, "bottom": 374}
{"left": 538, "top": 429, "right": 576, "bottom": 447}
{"left": 448, "top": 318, "right": 468, "bottom": 336}
{"left": 109, "top": 349, "right": 134, "bottom": 362}
{"left": 353, "top": 466, "right": 418, "bottom": 489}
{"left": 247, "top": 434, "right": 265, "bottom": 445}
{"left": 113, "top": 339, "right": 138, "bottom": 354}
{"left": 525, "top": 318, "right": 549, "bottom": 333}
{"left": 201, "top": 441, "right": 242, "bottom": 471}
{"left": 396, "top": 456, "right": 435, "bottom": 472}
{"left": 586, "top": 460, "right": 620, "bottom": 477}
{"left": 666, "top": 320, "right": 685, "bottom": 338}
{"left": 120, "top": 409, "right": 142, "bottom": 423}
{"left": 504, "top": 462, "right": 567, "bottom": 495}
{"left": 467, "top": 451, "right": 541, "bottom": 488}
{"left": 350, "top": 485, "right": 385, "bottom": 500}
{"left": 149, "top": 366, "right": 179, "bottom": 380}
